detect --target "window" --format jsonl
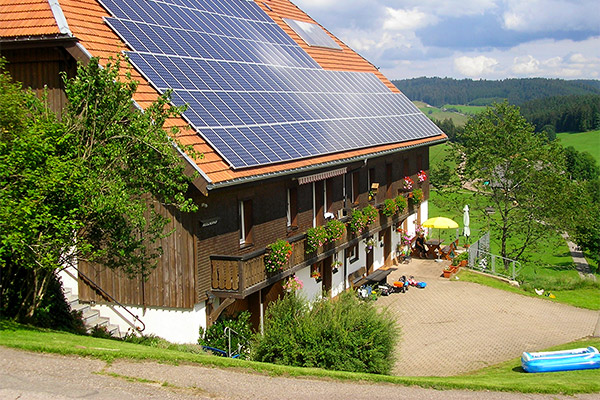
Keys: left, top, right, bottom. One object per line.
{"left": 287, "top": 187, "right": 298, "bottom": 228}
{"left": 239, "top": 199, "right": 253, "bottom": 245}
{"left": 386, "top": 164, "right": 393, "bottom": 195}
{"left": 352, "top": 171, "right": 360, "bottom": 204}
{"left": 346, "top": 243, "right": 359, "bottom": 263}
{"left": 313, "top": 181, "right": 324, "bottom": 227}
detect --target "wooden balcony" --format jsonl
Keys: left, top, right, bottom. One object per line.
{"left": 210, "top": 200, "right": 417, "bottom": 299}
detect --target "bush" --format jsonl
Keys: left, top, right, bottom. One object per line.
{"left": 394, "top": 195, "right": 408, "bottom": 212}
{"left": 199, "top": 311, "right": 253, "bottom": 359}
{"left": 252, "top": 292, "right": 398, "bottom": 374}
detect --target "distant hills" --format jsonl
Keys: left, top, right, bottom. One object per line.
{"left": 392, "top": 77, "right": 600, "bottom": 107}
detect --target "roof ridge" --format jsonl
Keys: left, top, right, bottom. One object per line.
{"left": 48, "top": 0, "right": 72, "bottom": 36}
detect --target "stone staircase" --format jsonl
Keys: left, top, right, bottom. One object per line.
{"left": 63, "top": 287, "right": 124, "bottom": 338}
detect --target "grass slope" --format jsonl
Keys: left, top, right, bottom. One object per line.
{"left": 1, "top": 319, "right": 599, "bottom": 394}
{"left": 556, "top": 130, "right": 600, "bottom": 164}
{"left": 413, "top": 101, "right": 470, "bottom": 126}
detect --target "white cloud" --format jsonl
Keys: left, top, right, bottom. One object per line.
{"left": 502, "top": 0, "right": 599, "bottom": 32}
{"left": 512, "top": 55, "right": 540, "bottom": 74}
{"left": 382, "top": 7, "right": 435, "bottom": 31}
{"left": 454, "top": 55, "right": 499, "bottom": 77}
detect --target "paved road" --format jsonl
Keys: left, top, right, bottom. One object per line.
{"left": 379, "top": 259, "right": 597, "bottom": 376}
{"left": 2, "top": 346, "right": 599, "bottom": 400}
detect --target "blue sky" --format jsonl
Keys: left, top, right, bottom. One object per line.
{"left": 292, "top": 0, "right": 600, "bottom": 80}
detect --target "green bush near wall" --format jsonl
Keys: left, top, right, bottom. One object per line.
{"left": 252, "top": 291, "right": 398, "bottom": 374}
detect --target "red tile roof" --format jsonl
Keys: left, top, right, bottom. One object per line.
{"left": 0, "top": 0, "right": 61, "bottom": 37}
{"left": 0, "top": 0, "right": 446, "bottom": 187}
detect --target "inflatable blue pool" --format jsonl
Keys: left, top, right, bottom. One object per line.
{"left": 521, "top": 346, "right": 600, "bottom": 373}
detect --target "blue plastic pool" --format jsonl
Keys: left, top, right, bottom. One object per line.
{"left": 521, "top": 346, "right": 600, "bottom": 373}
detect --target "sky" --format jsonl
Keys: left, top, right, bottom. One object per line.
{"left": 291, "top": 0, "right": 600, "bottom": 81}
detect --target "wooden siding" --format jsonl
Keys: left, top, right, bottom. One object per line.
{"left": 1, "top": 47, "right": 76, "bottom": 115}
{"left": 78, "top": 202, "right": 198, "bottom": 309}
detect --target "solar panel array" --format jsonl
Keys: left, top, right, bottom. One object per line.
{"left": 100, "top": 0, "right": 443, "bottom": 169}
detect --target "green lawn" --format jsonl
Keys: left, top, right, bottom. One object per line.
{"left": 427, "top": 189, "right": 600, "bottom": 309}
{"left": 1, "top": 319, "right": 599, "bottom": 394}
{"left": 556, "top": 130, "right": 600, "bottom": 164}
{"left": 413, "top": 101, "right": 470, "bottom": 126}
{"left": 442, "top": 104, "right": 486, "bottom": 115}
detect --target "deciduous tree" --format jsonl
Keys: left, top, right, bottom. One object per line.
{"left": 453, "top": 101, "right": 571, "bottom": 263}
{"left": 0, "top": 56, "right": 198, "bottom": 322}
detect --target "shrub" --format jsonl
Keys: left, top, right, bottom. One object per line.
{"left": 325, "top": 219, "right": 345, "bottom": 241}
{"left": 199, "top": 311, "right": 253, "bottom": 359}
{"left": 381, "top": 198, "right": 397, "bottom": 217}
{"left": 252, "top": 291, "right": 398, "bottom": 374}
{"left": 362, "top": 204, "right": 378, "bottom": 226}
{"left": 265, "top": 239, "right": 292, "bottom": 273}
{"left": 306, "top": 226, "right": 328, "bottom": 253}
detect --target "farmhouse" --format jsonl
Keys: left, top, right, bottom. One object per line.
{"left": 0, "top": 0, "right": 446, "bottom": 343}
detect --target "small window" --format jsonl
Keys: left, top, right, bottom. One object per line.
{"left": 352, "top": 171, "right": 360, "bottom": 204}
{"left": 346, "top": 243, "right": 359, "bottom": 263}
{"left": 287, "top": 187, "right": 298, "bottom": 228}
{"left": 239, "top": 199, "right": 253, "bottom": 246}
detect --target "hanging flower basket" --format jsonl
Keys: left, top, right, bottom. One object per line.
{"left": 417, "top": 170, "right": 427, "bottom": 183}
{"left": 306, "top": 226, "right": 328, "bottom": 253}
{"left": 326, "top": 219, "right": 345, "bottom": 242}
{"left": 362, "top": 204, "right": 378, "bottom": 226}
{"left": 403, "top": 176, "right": 414, "bottom": 190}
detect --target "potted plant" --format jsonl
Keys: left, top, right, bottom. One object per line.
{"left": 452, "top": 251, "right": 469, "bottom": 268}
{"left": 332, "top": 260, "right": 342, "bottom": 273}
{"left": 362, "top": 204, "right": 378, "bottom": 226}
{"left": 417, "top": 170, "right": 427, "bottom": 183}
{"left": 411, "top": 188, "right": 424, "bottom": 205}
{"left": 325, "top": 219, "right": 345, "bottom": 242}
{"left": 311, "top": 269, "right": 322, "bottom": 282}
{"left": 265, "top": 239, "right": 292, "bottom": 273}
{"left": 381, "top": 198, "right": 397, "bottom": 217}
{"left": 365, "top": 238, "right": 375, "bottom": 252}
{"left": 394, "top": 195, "right": 408, "bottom": 213}
{"left": 348, "top": 209, "right": 366, "bottom": 235}
{"left": 306, "top": 225, "right": 328, "bottom": 253}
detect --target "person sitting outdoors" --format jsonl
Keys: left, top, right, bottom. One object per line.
{"left": 415, "top": 232, "right": 427, "bottom": 258}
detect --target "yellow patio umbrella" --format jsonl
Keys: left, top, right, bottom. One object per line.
{"left": 421, "top": 217, "right": 459, "bottom": 242}
{"left": 421, "top": 217, "right": 459, "bottom": 229}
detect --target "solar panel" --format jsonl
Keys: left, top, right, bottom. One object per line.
{"left": 282, "top": 18, "right": 342, "bottom": 50}
{"left": 99, "top": 0, "right": 443, "bottom": 169}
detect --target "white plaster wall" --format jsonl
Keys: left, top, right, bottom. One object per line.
{"left": 331, "top": 250, "right": 345, "bottom": 297}
{"left": 57, "top": 266, "right": 78, "bottom": 293}
{"left": 94, "top": 302, "right": 207, "bottom": 344}
{"left": 297, "top": 266, "right": 321, "bottom": 302}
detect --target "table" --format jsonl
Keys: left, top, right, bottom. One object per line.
{"left": 425, "top": 239, "right": 444, "bottom": 258}
{"left": 364, "top": 268, "right": 393, "bottom": 285}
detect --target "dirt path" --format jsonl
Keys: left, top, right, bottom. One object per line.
{"left": 378, "top": 259, "right": 597, "bottom": 376}
{"left": 2, "top": 347, "right": 599, "bottom": 400}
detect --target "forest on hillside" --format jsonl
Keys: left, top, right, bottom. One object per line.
{"left": 520, "top": 94, "right": 600, "bottom": 134}
{"left": 392, "top": 77, "right": 600, "bottom": 107}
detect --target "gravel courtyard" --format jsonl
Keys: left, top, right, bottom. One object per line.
{"left": 377, "top": 259, "right": 598, "bottom": 376}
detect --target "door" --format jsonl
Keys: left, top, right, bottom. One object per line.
{"left": 322, "top": 257, "right": 332, "bottom": 296}
{"left": 366, "top": 244, "right": 374, "bottom": 274}
{"left": 384, "top": 227, "right": 392, "bottom": 267}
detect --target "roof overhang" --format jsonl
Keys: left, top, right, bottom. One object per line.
{"left": 206, "top": 135, "right": 448, "bottom": 191}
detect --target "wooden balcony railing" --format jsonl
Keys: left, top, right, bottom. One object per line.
{"left": 210, "top": 197, "right": 420, "bottom": 298}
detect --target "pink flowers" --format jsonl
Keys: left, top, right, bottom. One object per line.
{"left": 403, "top": 176, "right": 414, "bottom": 190}
{"left": 283, "top": 275, "right": 303, "bottom": 292}
{"left": 418, "top": 170, "right": 427, "bottom": 183}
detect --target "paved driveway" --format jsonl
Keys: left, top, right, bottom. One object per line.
{"left": 377, "top": 259, "right": 598, "bottom": 376}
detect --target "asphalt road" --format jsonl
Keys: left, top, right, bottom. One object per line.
{"left": 2, "top": 347, "right": 599, "bottom": 400}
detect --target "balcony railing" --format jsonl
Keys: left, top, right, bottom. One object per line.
{"left": 210, "top": 198, "right": 419, "bottom": 298}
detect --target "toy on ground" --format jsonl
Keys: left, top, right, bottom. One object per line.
{"left": 521, "top": 346, "right": 600, "bottom": 373}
